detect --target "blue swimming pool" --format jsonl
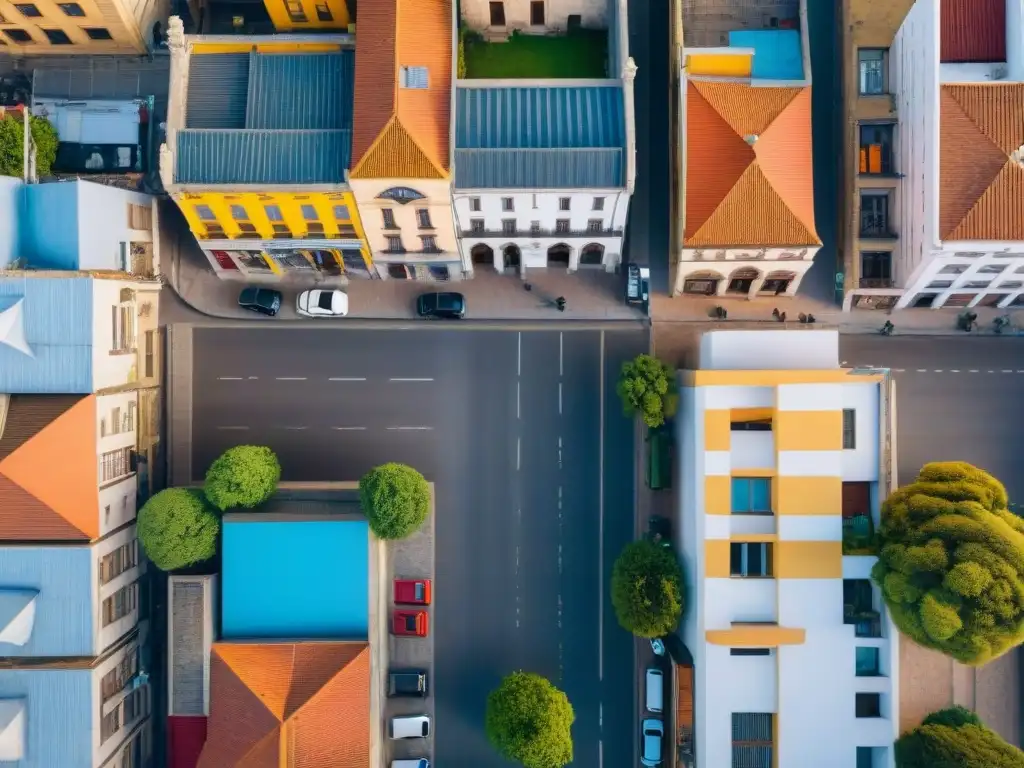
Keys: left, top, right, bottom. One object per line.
{"left": 221, "top": 519, "right": 369, "bottom": 640}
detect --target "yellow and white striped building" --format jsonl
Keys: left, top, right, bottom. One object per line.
{"left": 675, "top": 330, "right": 898, "bottom": 768}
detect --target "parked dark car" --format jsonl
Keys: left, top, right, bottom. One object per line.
{"left": 238, "top": 287, "right": 283, "bottom": 317}
{"left": 416, "top": 291, "right": 466, "bottom": 320}
{"left": 388, "top": 669, "right": 428, "bottom": 698}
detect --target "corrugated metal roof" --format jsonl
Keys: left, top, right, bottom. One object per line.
{"left": 456, "top": 86, "right": 624, "bottom": 149}
{"left": 454, "top": 148, "right": 623, "bottom": 189}
{"left": 0, "top": 667, "right": 92, "bottom": 765}
{"left": 176, "top": 130, "right": 351, "bottom": 184}
{"left": 246, "top": 52, "right": 354, "bottom": 130}
{"left": 941, "top": 0, "right": 1006, "bottom": 63}
{"left": 27, "top": 56, "right": 171, "bottom": 121}
{"left": 185, "top": 53, "right": 249, "bottom": 129}
{"left": 0, "top": 277, "right": 94, "bottom": 394}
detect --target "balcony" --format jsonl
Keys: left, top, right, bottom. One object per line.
{"left": 859, "top": 278, "right": 894, "bottom": 289}
{"left": 846, "top": 610, "right": 882, "bottom": 638}
{"left": 463, "top": 227, "right": 624, "bottom": 239}
{"left": 843, "top": 515, "right": 877, "bottom": 555}
{"left": 859, "top": 215, "right": 898, "bottom": 240}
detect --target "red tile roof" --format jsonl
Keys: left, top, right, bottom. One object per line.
{"left": 940, "top": 0, "right": 1006, "bottom": 63}
{"left": 940, "top": 84, "right": 1024, "bottom": 241}
{"left": 684, "top": 81, "right": 820, "bottom": 248}
{"left": 168, "top": 716, "right": 208, "bottom": 768}
{"left": 197, "top": 642, "right": 370, "bottom": 768}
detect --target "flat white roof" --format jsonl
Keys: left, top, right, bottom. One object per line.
{"left": 698, "top": 330, "right": 839, "bottom": 371}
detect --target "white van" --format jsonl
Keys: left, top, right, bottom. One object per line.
{"left": 390, "top": 715, "right": 431, "bottom": 739}
{"left": 645, "top": 667, "right": 664, "bottom": 713}
{"left": 391, "top": 761, "right": 429, "bottom": 768}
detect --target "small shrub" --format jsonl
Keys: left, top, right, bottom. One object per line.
{"left": 137, "top": 488, "right": 219, "bottom": 571}
{"left": 204, "top": 445, "right": 281, "bottom": 511}
{"left": 896, "top": 707, "right": 1024, "bottom": 767}
{"left": 360, "top": 463, "right": 430, "bottom": 540}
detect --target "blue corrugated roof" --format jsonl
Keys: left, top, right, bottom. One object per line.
{"left": 456, "top": 86, "right": 625, "bottom": 149}
{"left": 0, "top": 668, "right": 92, "bottom": 766}
{"left": 0, "top": 277, "right": 93, "bottom": 394}
{"left": 176, "top": 130, "right": 351, "bottom": 184}
{"left": 729, "top": 30, "right": 804, "bottom": 80}
{"left": 455, "top": 148, "right": 623, "bottom": 188}
{"left": 246, "top": 52, "right": 354, "bottom": 130}
{"left": 0, "top": 547, "right": 93, "bottom": 657}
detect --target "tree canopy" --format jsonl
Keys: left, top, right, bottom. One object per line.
{"left": 137, "top": 488, "right": 219, "bottom": 571}
{"left": 359, "top": 463, "right": 430, "bottom": 540}
{"left": 0, "top": 113, "right": 58, "bottom": 178}
{"left": 485, "top": 671, "right": 574, "bottom": 768}
{"left": 872, "top": 461, "right": 1024, "bottom": 665}
{"left": 611, "top": 539, "right": 684, "bottom": 638}
{"left": 204, "top": 445, "right": 281, "bottom": 511}
{"left": 616, "top": 354, "right": 676, "bottom": 428}
{"left": 895, "top": 706, "right": 1024, "bottom": 768}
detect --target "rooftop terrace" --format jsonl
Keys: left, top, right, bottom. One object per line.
{"left": 682, "top": 0, "right": 800, "bottom": 47}
{"left": 461, "top": 29, "right": 608, "bottom": 79}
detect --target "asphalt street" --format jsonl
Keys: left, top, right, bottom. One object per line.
{"left": 190, "top": 327, "right": 646, "bottom": 767}
{"left": 839, "top": 336, "right": 1024, "bottom": 497}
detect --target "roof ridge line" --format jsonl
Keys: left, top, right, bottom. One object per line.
{"left": 943, "top": 85, "right": 1010, "bottom": 158}
{"left": 394, "top": 115, "right": 449, "bottom": 178}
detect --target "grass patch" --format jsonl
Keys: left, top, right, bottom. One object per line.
{"left": 463, "top": 29, "right": 608, "bottom": 79}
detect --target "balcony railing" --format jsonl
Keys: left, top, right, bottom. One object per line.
{"left": 859, "top": 278, "right": 894, "bottom": 289}
{"left": 842, "top": 515, "right": 877, "bottom": 555}
{"left": 462, "top": 227, "right": 624, "bottom": 239}
{"left": 860, "top": 215, "right": 898, "bottom": 239}
{"left": 845, "top": 607, "right": 882, "bottom": 638}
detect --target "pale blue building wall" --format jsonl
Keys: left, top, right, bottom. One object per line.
{"left": 0, "top": 176, "right": 23, "bottom": 269}
{"left": 0, "top": 668, "right": 93, "bottom": 767}
{"left": 0, "top": 546, "right": 94, "bottom": 657}
{"left": 19, "top": 182, "right": 80, "bottom": 271}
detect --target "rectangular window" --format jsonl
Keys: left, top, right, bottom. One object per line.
{"left": 859, "top": 123, "right": 894, "bottom": 175}
{"left": 559, "top": 197, "right": 571, "bottom": 211}
{"left": 400, "top": 66, "right": 429, "bottom": 89}
{"left": 530, "top": 0, "right": 544, "bottom": 25}
{"left": 501, "top": 197, "right": 514, "bottom": 212}
{"left": 128, "top": 203, "right": 152, "bottom": 230}
{"left": 85, "top": 27, "right": 112, "bottom": 39}
{"left": 732, "top": 713, "right": 773, "bottom": 767}
{"left": 731, "top": 477, "right": 771, "bottom": 514}
{"left": 100, "top": 542, "right": 139, "bottom": 586}
{"left": 385, "top": 235, "right": 404, "bottom": 253}
{"left": 855, "top": 692, "right": 881, "bottom": 718}
{"left": 555, "top": 219, "right": 570, "bottom": 233}
{"left": 43, "top": 28, "right": 73, "bottom": 44}
{"left": 300, "top": 204, "right": 318, "bottom": 221}
{"left": 730, "top": 542, "right": 772, "bottom": 577}
{"left": 587, "top": 219, "right": 603, "bottom": 233}
{"left": 470, "top": 219, "right": 485, "bottom": 233}
{"left": 856, "top": 647, "right": 880, "bottom": 676}
{"left": 102, "top": 581, "right": 138, "bottom": 627}
{"left": 858, "top": 48, "right": 887, "bottom": 95}
{"left": 416, "top": 209, "right": 433, "bottom": 229}
{"left": 857, "top": 747, "right": 878, "bottom": 768}
{"left": 530, "top": 221, "right": 541, "bottom": 235}
{"left": 502, "top": 219, "right": 516, "bottom": 235}
{"left": 100, "top": 447, "right": 133, "bottom": 484}
{"left": 144, "top": 330, "right": 154, "bottom": 378}
{"left": 470, "top": 197, "right": 482, "bottom": 212}
{"left": 58, "top": 1, "right": 85, "bottom": 14}
{"left": 101, "top": 707, "right": 120, "bottom": 742}
{"left": 195, "top": 204, "right": 216, "bottom": 221}
{"left": 843, "top": 409, "right": 856, "bottom": 449}
{"left": 315, "top": 2, "right": 332, "bottom": 20}
{"left": 860, "top": 251, "right": 892, "bottom": 288}
{"left": 284, "top": 0, "right": 307, "bottom": 21}
{"left": 229, "top": 204, "right": 248, "bottom": 221}
{"left": 4, "top": 28, "right": 33, "bottom": 42}
{"left": 332, "top": 204, "right": 350, "bottom": 221}
{"left": 592, "top": 196, "right": 605, "bottom": 211}
{"left": 264, "top": 204, "right": 283, "bottom": 221}
{"left": 420, "top": 235, "right": 438, "bottom": 252}
{"left": 14, "top": 3, "right": 42, "bottom": 16}
{"left": 111, "top": 304, "right": 135, "bottom": 353}
{"left": 730, "top": 648, "right": 771, "bottom": 656}
{"left": 382, "top": 208, "right": 397, "bottom": 229}
{"left": 860, "top": 191, "right": 893, "bottom": 237}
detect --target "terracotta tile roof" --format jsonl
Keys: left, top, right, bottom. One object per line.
{"left": 940, "top": 84, "right": 1024, "bottom": 241}
{"left": 0, "top": 395, "right": 97, "bottom": 541}
{"left": 685, "top": 81, "right": 819, "bottom": 248}
{"left": 350, "top": 0, "right": 451, "bottom": 179}
{"left": 197, "top": 642, "right": 370, "bottom": 768}
{"left": 940, "top": 0, "right": 1006, "bottom": 64}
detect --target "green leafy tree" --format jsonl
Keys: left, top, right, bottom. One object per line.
{"left": 137, "top": 488, "right": 219, "bottom": 571}
{"left": 203, "top": 445, "right": 281, "bottom": 511}
{"left": 359, "top": 463, "right": 430, "bottom": 540}
{"left": 616, "top": 354, "right": 676, "bottom": 428}
{"left": 872, "top": 461, "right": 1024, "bottom": 665}
{"left": 895, "top": 706, "right": 1024, "bottom": 767}
{"left": 611, "top": 539, "right": 684, "bottom": 638}
{"left": 0, "top": 113, "right": 59, "bottom": 178}
{"left": 485, "top": 671, "right": 574, "bottom": 768}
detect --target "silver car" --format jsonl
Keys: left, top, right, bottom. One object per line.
{"left": 641, "top": 718, "right": 663, "bottom": 766}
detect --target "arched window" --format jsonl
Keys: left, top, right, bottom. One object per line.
{"left": 376, "top": 187, "right": 426, "bottom": 205}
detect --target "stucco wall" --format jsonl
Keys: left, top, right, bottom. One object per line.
{"left": 460, "top": 0, "right": 608, "bottom": 33}
{"left": 0, "top": 176, "right": 22, "bottom": 269}
{"left": 92, "top": 523, "right": 141, "bottom": 653}
{"left": 91, "top": 279, "right": 139, "bottom": 391}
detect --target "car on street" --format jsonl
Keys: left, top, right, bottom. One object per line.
{"left": 391, "top": 760, "right": 429, "bottom": 768}
{"left": 394, "top": 578, "right": 432, "bottom": 605}
{"left": 390, "top": 715, "right": 431, "bottom": 739}
{"left": 297, "top": 289, "right": 349, "bottom": 317}
{"left": 237, "top": 287, "right": 283, "bottom": 317}
{"left": 392, "top": 610, "right": 428, "bottom": 637}
{"left": 388, "top": 669, "right": 428, "bottom": 697}
{"left": 416, "top": 291, "right": 466, "bottom": 320}
{"left": 641, "top": 718, "right": 664, "bottom": 766}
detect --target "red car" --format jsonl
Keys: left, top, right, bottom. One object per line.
{"left": 392, "top": 610, "right": 428, "bottom": 637}
{"left": 394, "top": 578, "right": 432, "bottom": 606}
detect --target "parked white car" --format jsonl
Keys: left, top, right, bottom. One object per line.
{"left": 392, "top": 760, "right": 429, "bottom": 768}
{"left": 296, "top": 289, "right": 349, "bottom": 317}
{"left": 390, "top": 715, "right": 430, "bottom": 739}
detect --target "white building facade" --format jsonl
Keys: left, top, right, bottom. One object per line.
{"left": 675, "top": 331, "right": 898, "bottom": 768}
{"left": 461, "top": 0, "right": 608, "bottom": 33}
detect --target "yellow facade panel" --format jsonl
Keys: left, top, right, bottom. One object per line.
{"left": 693, "top": 370, "right": 884, "bottom": 387}
{"left": 731, "top": 407, "right": 774, "bottom": 423}
{"left": 705, "top": 540, "right": 732, "bottom": 577}
{"left": 706, "top": 625, "right": 805, "bottom": 647}
{"left": 704, "top": 410, "right": 731, "bottom": 451}
{"left": 687, "top": 53, "right": 753, "bottom": 77}
{"left": 775, "top": 476, "right": 842, "bottom": 515}
{"left": 774, "top": 410, "right": 843, "bottom": 451}
{"left": 263, "top": 0, "right": 350, "bottom": 32}
{"left": 705, "top": 475, "right": 731, "bottom": 515}
{"left": 190, "top": 42, "right": 343, "bottom": 54}
{"left": 775, "top": 541, "right": 843, "bottom": 578}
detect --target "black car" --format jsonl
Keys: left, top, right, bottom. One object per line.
{"left": 238, "top": 287, "right": 283, "bottom": 317}
{"left": 388, "top": 669, "right": 428, "bottom": 698}
{"left": 416, "top": 291, "right": 466, "bottom": 320}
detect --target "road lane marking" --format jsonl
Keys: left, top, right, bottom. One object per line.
{"left": 598, "top": 330, "right": 605, "bottom": 683}
{"left": 969, "top": 370, "right": 979, "bottom": 373}
{"left": 559, "top": 382, "right": 562, "bottom": 414}
{"left": 917, "top": 369, "right": 928, "bottom": 372}
{"left": 217, "top": 426, "right": 249, "bottom": 431}
{"left": 332, "top": 426, "right": 367, "bottom": 431}
{"left": 934, "top": 369, "right": 943, "bottom": 373}
{"left": 516, "top": 438, "right": 521, "bottom": 470}
{"left": 988, "top": 370, "right": 995, "bottom": 373}
{"left": 950, "top": 370, "right": 960, "bottom": 373}
{"left": 282, "top": 426, "right": 307, "bottom": 431}
{"left": 328, "top": 377, "right": 366, "bottom": 382}
{"left": 389, "top": 377, "right": 433, "bottom": 382}
{"left": 276, "top": 377, "right": 307, "bottom": 381}
{"left": 559, "top": 331, "right": 563, "bottom": 376}
{"left": 217, "top": 376, "right": 243, "bottom": 380}
{"left": 1003, "top": 370, "right": 1013, "bottom": 373}
{"left": 517, "top": 331, "right": 521, "bottom": 376}
{"left": 517, "top": 381, "right": 520, "bottom": 420}
{"left": 894, "top": 369, "right": 905, "bottom": 373}
{"left": 386, "top": 426, "right": 433, "bottom": 431}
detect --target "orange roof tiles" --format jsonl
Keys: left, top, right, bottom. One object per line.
{"left": 197, "top": 642, "right": 370, "bottom": 768}
{"left": 684, "top": 81, "right": 819, "bottom": 248}
{"left": 940, "top": 84, "right": 1024, "bottom": 242}
{"left": 0, "top": 395, "right": 98, "bottom": 541}
{"left": 350, "top": 0, "right": 452, "bottom": 179}
{"left": 940, "top": 0, "right": 1006, "bottom": 64}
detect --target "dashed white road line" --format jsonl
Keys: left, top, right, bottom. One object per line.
{"left": 389, "top": 377, "right": 434, "bottom": 382}
{"left": 332, "top": 426, "right": 367, "bottom": 431}
{"left": 386, "top": 426, "right": 433, "bottom": 431}
{"left": 328, "top": 377, "right": 366, "bottom": 382}
{"left": 276, "top": 377, "right": 307, "bottom": 381}
{"left": 217, "top": 376, "right": 243, "bottom": 380}
{"left": 282, "top": 426, "right": 308, "bottom": 431}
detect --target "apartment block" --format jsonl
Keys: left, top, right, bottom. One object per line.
{"left": 0, "top": 0, "right": 168, "bottom": 54}
{"left": 675, "top": 330, "right": 898, "bottom": 768}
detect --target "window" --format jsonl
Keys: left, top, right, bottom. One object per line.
{"left": 859, "top": 123, "right": 894, "bottom": 175}
{"left": 102, "top": 581, "right": 138, "bottom": 626}
{"left": 14, "top": 3, "right": 42, "bottom": 16}
{"left": 730, "top": 542, "right": 772, "bottom": 577}
{"left": 284, "top": 0, "right": 307, "bottom": 21}
{"left": 195, "top": 204, "right": 215, "bottom": 221}
{"left": 3, "top": 29, "right": 33, "bottom": 42}
{"left": 385, "top": 235, "right": 404, "bottom": 253}
{"left": 731, "top": 418, "right": 771, "bottom": 432}
{"left": 100, "top": 447, "right": 133, "bottom": 483}
{"left": 860, "top": 191, "right": 893, "bottom": 237}
{"left": 530, "top": 0, "right": 544, "bottom": 24}
{"left": 501, "top": 197, "right": 514, "bottom": 212}
{"left": 856, "top": 692, "right": 881, "bottom": 718}
{"left": 530, "top": 221, "right": 541, "bottom": 235}
{"left": 559, "top": 197, "right": 571, "bottom": 211}
{"left": 128, "top": 203, "right": 152, "bottom": 230}
{"left": 315, "top": 2, "right": 332, "bottom": 20}
{"left": 860, "top": 251, "right": 891, "bottom": 288}
{"left": 470, "top": 197, "right": 482, "bottom": 212}
{"left": 429, "top": 265, "right": 449, "bottom": 280}
{"left": 555, "top": 219, "right": 570, "bottom": 233}
{"left": 144, "top": 330, "right": 154, "bottom": 377}
{"left": 111, "top": 305, "right": 135, "bottom": 353}
{"left": 229, "top": 204, "right": 249, "bottom": 221}
{"left": 593, "top": 196, "right": 605, "bottom": 211}
{"left": 731, "top": 477, "right": 771, "bottom": 514}
{"left": 502, "top": 219, "right": 516, "bottom": 235}
{"left": 264, "top": 204, "right": 283, "bottom": 221}
{"left": 978, "top": 263, "right": 1007, "bottom": 274}
{"left": 300, "top": 204, "right": 318, "bottom": 221}
{"left": 858, "top": 48, "right": 887, "bottom": 95}
{"left": 100, "top": 542, "right": 139, "bottom": 585}
{"left": 85, "top": 27, "right": 112, "bottom": 39}
{"left": 382, "top": 208, "right": 397, "bottom": 229}
{"left": 843, "top": 409, "right": 856, "bottom": 449}
{"left": 43, "top": 28, "right": 73, "bottom": 44}
{"left": 377, "top": 187, "right": 425, "bottom": 204}
{"left": 101, "top": 708, "right": 121, "bottom": 742}
{"left": 732, "top": 713, "right": 773, "bottom": 768}
{"left": 938, "top": 264, "right": 967, "bottom": 275}
{"left": 470, "top": 219, "right": 485, "bottom": 233}
{"left": 857, "top": 747, "right": 882, "bottom": 768}
{"left": 730, "top": 648, "right": 771, "bottom": 656}
{"left": 926, "top": 280, "right": 953, "bottom": 289}
{"left": 489, "top": 1, "right": 505, "bottom": 25}
{"left": 58, "top": 1, "right": 85, "bottom": 14}
{"left": 400, "top": 66, "right": 429, "bottom": 89}
{"left": 856, "top": 647, "right": 880, "bottom": 676}
{"left": 420, "top": 235, "right": 438, "bottom": 252}
{"left": 332, "top": 204, "right": 350, "bottom": 221}
{"left": 587, "top": 219, "right": 603, "bottom": 233}
{"left": 416, "top": 209, "right": 433, "bottom": 228}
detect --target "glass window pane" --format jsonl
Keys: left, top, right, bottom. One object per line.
{"left": 751, "top": 479, "right": 770, "bottom": 511}
{"left": 856, "top": 647, "right": 879, "bottom": 676}
{"left": 731, "top": 478, "right": 750, "bottom": 513}
{"left": 748, "top": 544, "right": 763, "bottom": 575}
{"left": 730, "top": 543, "right": 743, "bottom": 575}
